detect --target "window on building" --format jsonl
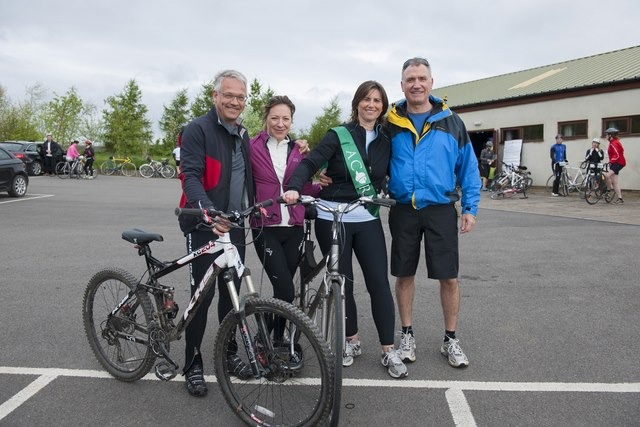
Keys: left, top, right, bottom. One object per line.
{"left": 558, "top": 120, "right": 587, "bottom": 139}
{"left": 603, "top": 115, "right": 640, "bottom": 136}
{"left": 501, "top": 124, "right": 543, "bottom": 142}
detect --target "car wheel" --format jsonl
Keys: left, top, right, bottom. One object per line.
{"left": 30, "top": 161, "right": 42, "bottom": 176}
{"left": 9, "top": 175, "right": 28, "bottom": 197}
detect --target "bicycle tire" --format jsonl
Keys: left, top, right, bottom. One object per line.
{"left": 327, "top": 279, "right": 343, "bottom": 427}
{"left": 75, "top": 163, "right": 86, "bottom": 179}
{"left": 214, "top": 297, "right": 333, "bottom": 427}
{"left": 82, "top": 268, "right": 157, "bottom": 381}
{"left": 160, "top": 165, "right": 176, "bottom": 179}
{"left": 604, "top": 188, "right": 615, "bottom": 204}
{"left": 120, "top": 162, "right": 137, "bottom": 177}
{"left": 101, "top": 160, "right": 116, "bottom": 175}
{"left": 584, "top": 176, "right": 599, "bottom": 205}
{"left": 56, "top": 162, "right": 69, "bottom": 179}
{"left": 139, "top": 164, "right": 154, "bottom": 178}
{"left": 545, "top": 175, "right": 554, "bottom": 192}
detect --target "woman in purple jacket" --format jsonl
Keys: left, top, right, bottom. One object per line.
{"left": 250, "top": 96, "right": 321, "bottom": 304}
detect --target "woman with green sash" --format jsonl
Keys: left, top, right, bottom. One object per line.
{"left": 283, "top": 81, "right": 408, "bottom": 379}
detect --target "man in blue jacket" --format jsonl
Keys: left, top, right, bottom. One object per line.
{"left": 387, "top": 57, "right": 481, "bottom": 369}
{"left": 550, "top": 134, "right": 568, "bottom": 196}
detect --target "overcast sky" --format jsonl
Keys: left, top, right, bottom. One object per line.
{"left": 1, "top": 0, "right": 639, "bottom": 139}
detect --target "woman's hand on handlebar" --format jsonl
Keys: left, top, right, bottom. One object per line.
{"left": 281, "top": 190, "right": 300, "bottom": 205}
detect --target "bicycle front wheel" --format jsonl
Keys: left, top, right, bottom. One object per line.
{"left": 138, "top": 164, "right": 154, "bottom": 178}
{"left": 214, "top": 298, "right": 333, "bottom": 426}
{"left": 584, "top": 176, "right": 599, "bottom": 205}
{"left": 545, "top": 175, "right": 554, "bottom": 192}
{"left": 160, "top": 165, "right": 176, "bottom": 179}
{"left": 120, "top": 162, "right": 137, "bottom": 177}
{"left": 82, "top": 268, "right": 156, "bottom": 381}
{"left": 56, "top": 162, "right": 69, "bottom": 179}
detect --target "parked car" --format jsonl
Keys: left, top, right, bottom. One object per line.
{"left": 0, "top": 141, "right": 44, "bottom": 176}
{"left": 0, "top": 146, "right": 29, "bottom": 197}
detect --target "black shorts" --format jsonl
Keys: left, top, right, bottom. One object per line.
{"left": 388, "top": 203, "right": 459, "bottom": 279}
{"left": 480, "top": 163, "right": 490, "bottom": 179}
{"left": 610, "top": 163, "right": 624, "bottom": 175}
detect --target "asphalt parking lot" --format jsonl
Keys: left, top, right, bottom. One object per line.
{"left": 1, "top": 176, "right": 638, "bottom": 426}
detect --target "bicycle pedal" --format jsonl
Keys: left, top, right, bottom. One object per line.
{"left": 154, "top": 362, "right": 178, "bottom": 381}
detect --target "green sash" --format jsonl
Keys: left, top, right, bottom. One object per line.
{"left": 332, "top": 126, "right": 379, "bottom": 217}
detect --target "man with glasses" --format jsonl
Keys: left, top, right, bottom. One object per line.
{"left": 177, "top": 69, "right": 254, "bottom": 396}
{"left": 387, "top": 58, "right": 480, "bottom": 369}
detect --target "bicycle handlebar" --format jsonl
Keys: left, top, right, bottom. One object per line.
{"left": 175, "top": 199, "right": 274, "bottom": 223}
{"left": 277, "top": 195, "right": 396, "bottom": 212}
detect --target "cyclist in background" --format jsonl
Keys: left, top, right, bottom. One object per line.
{"left": 66, "top": 139, "right": 81, "bottom": 174}
{"left": 550, "top": 134, "right": 568, "bottom": 197}
{"left": 83, "top": 140, "right": 95, "bottom": 178}
{"left": 585, "top": 138, "right": 604, "bottom": 166}
{"left": 603, "top": 127, "right": 626, "bottom": 204}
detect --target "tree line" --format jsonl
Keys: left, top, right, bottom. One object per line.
{"left": 0, "top": 78, "right": 342, "bottom": 156}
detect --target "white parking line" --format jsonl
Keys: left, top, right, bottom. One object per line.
{"left": 1, "top": 366, "right": 639, "bottom": 421}
{"left": 0, "top": 194, "right": 53, "bottom": 204}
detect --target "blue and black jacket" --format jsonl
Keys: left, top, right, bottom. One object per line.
{"left": 387, "top": 96, "right": 481, "bottom": 216}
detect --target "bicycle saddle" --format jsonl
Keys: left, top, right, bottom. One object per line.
{"left": 122, "top": 228, "right": 164, "bottom": 245}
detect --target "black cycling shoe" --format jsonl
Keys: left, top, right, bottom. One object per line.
{"left": 184, "top": 364, "right": 207, "bottom": 397}
{"left": 227, "top": 354, "right": 253, "bottom": 380}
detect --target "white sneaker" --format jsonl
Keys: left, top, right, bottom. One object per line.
{"left": 398, "top": 332, "right": 416, "bottom": 362}
{"left": 381, "top": 349, "right": 408, "bottom": 378}
{"left": 440, "top": 338, "right": 469, "bottom": 368}
{"left": 342, "top": 339, "right": 361, "bottom": 367}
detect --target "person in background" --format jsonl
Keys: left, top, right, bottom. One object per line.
{"left": 173, "top": 128, "right": 182, "bottom": 174}
{"left": 249, "top": 95, "right": 321, "bottom": 310}
{"left": 603, "top": 127, "right": 626, "bottom": 204}
{"left": 41, "top": 133, "right": 61, "bottom": 176}
{"left": 479, "top": 138, "right": 496, "bottom": 191}
{"left": 66, "top": 140, "right": 80, "bottom": 174}
{"left": 585, "top": 138, "right": 604, "bottom": 166}
{"left": 283, "top": 80, "right": 408, "bottom": 379}
{"left": 83, "top": 140, "right": 95, "bottom": 178}
{"left": 550, "top": 134, "right": 568, "bottom": 197}
{"left": 386, "top": 57, "right": 480, "bottom": 369}
{"left": 177, "top": 69, "right": 254, "bottom": 397}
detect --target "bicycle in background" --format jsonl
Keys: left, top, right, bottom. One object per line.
{"left": 82, "top": 200, "right": 333, "bottom": 426}
{"left": 138, "top": 157, "right": 176, "bottom": 179}
{"left": 56, "top": 155, "right": 84, "bottom": 179}
{"left": 100, "top": 156, "right": 137, "bottom": 176}
{"left": 546, "top": 162, "right": 587, "bottom": 196}
{"left": 489, "top": 162, "right": 532, "bottom": 199}
{"left": 584, "top": 163, "right": 615, "bottom": 204}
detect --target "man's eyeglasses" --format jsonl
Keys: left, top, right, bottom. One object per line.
{"left": 219, "top": 92, "right": 247, "bottom": 103}
{"left": 402, "top": 57, "right": 430, "bottom": 71}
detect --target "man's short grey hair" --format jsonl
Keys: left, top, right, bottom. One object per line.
{"left": 213, "top": 69, "right": 248, "bottom": 92}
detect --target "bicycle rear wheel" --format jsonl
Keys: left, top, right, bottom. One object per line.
{"left": 545, "top": 175, "right": 554, "bottom": 192}
{"left": 120, "top": 162, "right": 137, "bottom": 177}
{"left": 139, "top": 164, "right": 154, "bottom": 178}
{"left": 214, "top": 298, "right": 333, "bottom": 426}
{"left": 82, "top": 268, "right": 156, "bottom": 381}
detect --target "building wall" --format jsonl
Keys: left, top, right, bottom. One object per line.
{"left": 457, "top": 88, "right": 639, "bottom": 190}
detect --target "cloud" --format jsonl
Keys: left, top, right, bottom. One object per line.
{"left": 1, "top": 0, "right": 638, "bottom": 138}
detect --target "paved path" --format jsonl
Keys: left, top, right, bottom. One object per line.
{"left": 479, "top": 187, "right": 639, "bottom": 225}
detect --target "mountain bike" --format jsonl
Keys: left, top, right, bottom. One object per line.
{"left": 82, "top": 200, "right": 333, "bottom": 426}
{"left": 584, "top": 163, "right": 615, "bottom": 204}
{"left": 139, "top": 157, "right": 176, "bottom": 179}
{"left": 100, "top": 156, "right": 137, "bottom": 176}
{"left": 284, "top": 195, "right": 395, "bottom": 427}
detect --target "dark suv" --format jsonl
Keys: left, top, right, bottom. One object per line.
{"left": 0, "top": 141, "right": 44, "bottom": 176}
{"left": 0, "top": 146, "right": 29, "bottom": 197}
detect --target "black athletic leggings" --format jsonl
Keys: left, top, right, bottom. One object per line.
{"left": 314, "top": 218, "right": 395, "bottom": 346}
{"left": 252, "top": 226, "right": 303, "bottom": 303}
{"left": 183, "top": 227, "right": 245, "bottom": 371}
